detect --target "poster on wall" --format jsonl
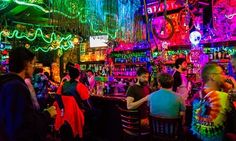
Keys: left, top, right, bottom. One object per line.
{"left": 213, "top": 0, "right": 236, "bottom": 41}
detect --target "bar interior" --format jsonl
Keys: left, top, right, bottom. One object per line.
{"left": 0, "top": 0, "right": 236, "bottom": 141}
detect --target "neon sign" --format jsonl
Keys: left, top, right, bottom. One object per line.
{"left": 142, "top": 1, "right": 182, "bottom": 15}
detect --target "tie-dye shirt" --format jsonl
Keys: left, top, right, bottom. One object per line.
{"left": 191, "top": 89, "right": 231, "bottom": 141}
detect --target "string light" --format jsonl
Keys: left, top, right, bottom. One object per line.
{"left": 0, "top": 28, "right": 75, "bottom": 52}
{"left": 13, "top": 0, "right": 140, "bottom": 40}
{"left": 203, "top": 46, "right": 236, "bottom": 55}
{"left": 34, "top": 41, "right": 74, "bottom": 52}
{"left": 0, "top": 28, "right": 73, "bottom": 43}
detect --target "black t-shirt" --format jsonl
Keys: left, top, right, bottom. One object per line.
{"left": 173, "top": 71, "right": 182, "bottom": 92}
{"left": 126, "top": 84, "right": 150, "bottom": 119}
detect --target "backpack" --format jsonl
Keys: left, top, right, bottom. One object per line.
{"left": 61, "top": 81, "right": 91, "bottom": 111}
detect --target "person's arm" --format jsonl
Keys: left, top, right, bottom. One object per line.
{"left": 89, "top": 76, "right": 96, "bottom": 89}
{"left": 25, "top": 78, "right": 40, "bottom": 110}
{"left": 76, "top": 83, "right": 92, "bottom": 110}
{"left": 180, "top": 111, "right": 186, "bottom": 126}
{"left": 126, "top": 95, "right": 149, "bottom": 110}
{"left": 77, "top": 83, "right": 90, "bottom": 100}
{"left": 173, "top": 72, "right": 182, "bottom": 92}
{"left": 179, "top": 96, "right": 186, "bottom": 126}
{"left": 55, "top": 83, "right": 64, "bottom": 110}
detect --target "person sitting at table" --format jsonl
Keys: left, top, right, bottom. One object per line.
{"left": 126, "top": 67, "right": 150, "bottom": 127}
{"left": 148, "top": 73, "right": 186, "bottom": 120}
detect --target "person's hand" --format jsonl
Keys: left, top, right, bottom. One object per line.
{"left": 45, "top": 106, "right": 57, "bottom": 118}
{"left": 144, "top": 95, "right": 149, "bottom": 101}
{"left": 225, "top": 76, "right": 236, "bottom": 87}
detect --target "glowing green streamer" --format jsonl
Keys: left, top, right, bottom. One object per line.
{"left": 13, "top": 0, "right": 117, "bottom": 38}
{"left": 0, "top": 28, "right": 73, "bottom": 44}
{"left": 0, "top": 28, "right": 74, "bottom": 52}
{"left": 34, "top": 41, "right": 74, "bottom": 52}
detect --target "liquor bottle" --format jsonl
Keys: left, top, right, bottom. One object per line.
{"left": 209, "top": 52, "right": 213, "bottom": 60}
{"left": 215, "top": 51, "right": 219, "bottom": 59}
{"left": 225, "top": 51, "right": 230, "bottom": 59}
{"left": 213, "top": 51, "right": 217, "bottom": 60}
{"left": 103, "top": 86, "right": 107, "bottom": 95}
{"left": 221, "top": 49, "right": 225, "bottom": 59}
{"left": 218, "top": 50, "right": 222, "bottom": 59}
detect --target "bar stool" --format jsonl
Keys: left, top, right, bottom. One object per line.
{"left": 116, "top": 106, "right": 150, "bottom": 141}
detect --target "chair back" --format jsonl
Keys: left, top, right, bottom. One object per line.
{"left": 149, "top": 114, "right": 180, "bottom": 140}
{"left": 117, "top": 106, "right": 141, "bottom": 135}
{"left": 117, "top": 106, "right": 149, "bottom": 137}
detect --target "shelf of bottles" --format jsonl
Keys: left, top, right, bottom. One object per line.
{"left": 111, "top": 50, "right": 151, "bottom": 79}
{"left": 79, "top": 61, "right": 106, "bottom": 74}
{"left": 205, "top": 47, "right": 234, "bottom": 74}
{"left": 0, "top": 43, "right": 11, "bottom": 73}
{"left": 204, "top": 47, "right": 231, "bottom": 61}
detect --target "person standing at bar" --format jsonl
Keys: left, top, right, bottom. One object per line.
{"left": 61, "top": 62, "right": 74, "bottom": 83}
{"left": 126, "top": 67, "right": 150, "bottom": 127}
{"left": 25, "top": 74, "right": 40, "bottom": 110}
{"left": 0, "top": 47, "right": 57, "bottom": 141}
{"left": 87, "top": 70, "right": 95, "bottom": 91}
{"left": 54, "top": 66, "right": 90, "bottom": 140}
{"left": 172, "top": 58, "right": 189, "bottom": 103}
{"left": 191, "top": 64, "right": 231, "bottom": 141}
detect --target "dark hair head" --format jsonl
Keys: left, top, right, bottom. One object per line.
{"left": 87, "top": 69, "right": 94, "bottom": 74}
{"left": 137, "top": 67, "right": 149, "bottom": 76}
{"left": 44, "top": 72, "right": 50, "bottom": 78}
{"left": 66, "top": 62, "right": 74, "bottom": 71}
{"left": 175, "top": 58, "right": 186, "bottom": 69}
{"left": 9, "top": 47, "right": 35, "bottom": 73}
{"left": 33, "top": 68, "right": 44, "bottom": 75}
{"left": 68, "top": 66, "right": 80, "bottom": 81}
{"left": 158, "top": 73, "right": 174, "bottom": 88}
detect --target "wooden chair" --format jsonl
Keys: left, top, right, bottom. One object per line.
{"left": 149, "top": 114, "right": 181, "bottom": 141}
{"left": 117, "top": 106, "right": 150, "bottom": 141}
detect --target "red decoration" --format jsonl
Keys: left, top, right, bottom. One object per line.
{"left": 2, "top": 50, "right": 8, "bottom": 55}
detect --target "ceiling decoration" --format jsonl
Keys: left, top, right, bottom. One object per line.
{"left": 0, "top": 0, "right": 142, "bottom": 42}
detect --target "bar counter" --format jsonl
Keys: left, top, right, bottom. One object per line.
{"left": 87, "top": 94, "right": 193, "bottom": 141}
{"left": 88, "top": 94, "right": 126, "bottom": 141}
{"left": 90, "top": 94, "right": 126, "bottom": 103}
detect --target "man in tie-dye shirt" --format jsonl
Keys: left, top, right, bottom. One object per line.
{"left": 191, "top": 64, "right": 231, "bottom": 141}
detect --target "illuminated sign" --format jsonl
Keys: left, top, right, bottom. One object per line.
{"left": 0, "top": 42, "right": 12, "bottom": 51}
{"left": 143, "top": 1, "right": 182, "bottom": 15}
{"left": 89, "top": 35, "right": 108, "bottom": 48}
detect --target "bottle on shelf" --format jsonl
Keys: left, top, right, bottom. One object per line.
{"left": 225, "top": 51, "right": 230, "bottom": 59}
{"left": 209, "top": 52, "right": 213, "bottom": 60}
